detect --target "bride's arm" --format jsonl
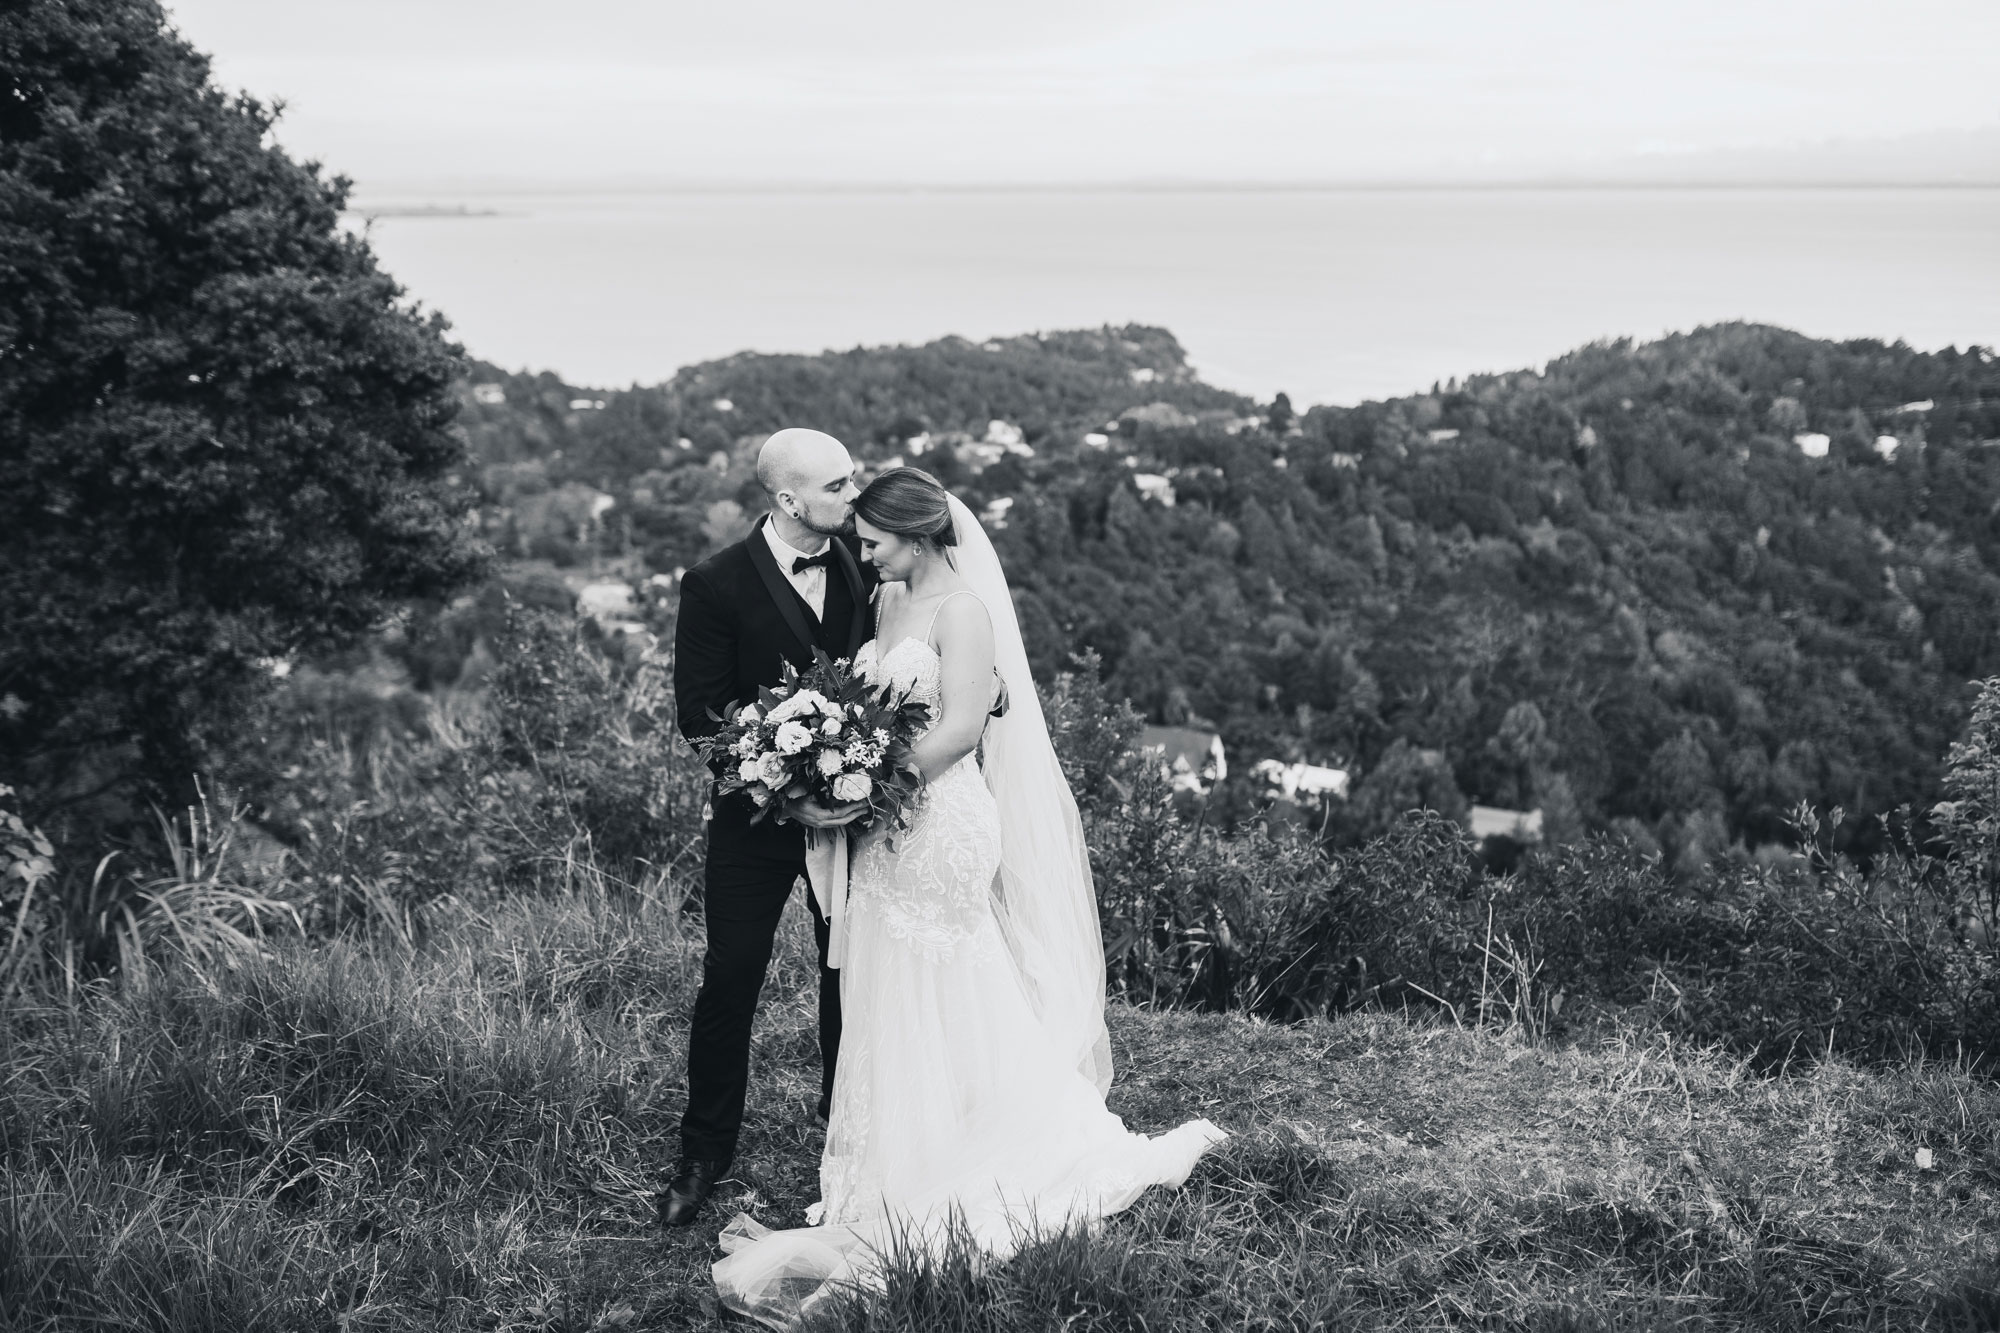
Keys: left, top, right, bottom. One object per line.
{"left": 907, "top": 594, "right": 996, "bottom": 781}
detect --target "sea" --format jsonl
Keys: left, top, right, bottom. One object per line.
{"left": 347, "top": 186, "right": 2000, "bottom": 407}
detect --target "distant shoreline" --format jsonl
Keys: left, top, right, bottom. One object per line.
{"left": 346, "top": 180, "right": 2000, "bottom": 202}
{"left": 350, "top": 204, "right": 504, "bottom": 219}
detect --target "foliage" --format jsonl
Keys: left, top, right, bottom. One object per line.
{"left": 0, "top": 785, "right": 56, "bottom": 989}
{"left": 1935, "top": 676, "right": 2000, "bottom": 935}
{"left": 2, "top": 782, "right": 299, "bottom": 996}
{"left": 235, "top": 601, "right": 708, "bottom": 927}
{"left": 1044, "top": 637, "right": 2000, "bottom": 1070}
{"left": 237, "top": 595, "right": 2000, "bottom": 1076}
{"left": 1038, "top": 649, "right": 1150, "bottom": 820}
{"left": 0, "top": 0, "right": 485, "bottom": 822}
{"left": 463, "top": 323, "right": 2000, "bottom": 872}
{"left": 2, "top": 886, "right": 1995, "bottom": 1331}
{"left": 697, "top": 650, "right": 931, "bottom": 834}
{"left": 0, "top": 787, "right": 55, "bottom": 903}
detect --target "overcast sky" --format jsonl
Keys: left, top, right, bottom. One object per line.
{"left": 164, "top": 0, "right": 2000, "bottom": 188}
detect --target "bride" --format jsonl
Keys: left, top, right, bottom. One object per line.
{"left": 713, "top": 467, "right": 1225, "bottom": 1326}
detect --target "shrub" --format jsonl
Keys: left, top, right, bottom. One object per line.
{"left": 235, "top": 600, "right": 710, "bottom": 931}
{"left": 2, "top": 782, "right": 300, "bottom": 992}
{"left": 1056, "top": 646, "right": 2000, "bottom": 1069}
{"left": 1934, "top": 676, "right": 2000, "bottom": 939}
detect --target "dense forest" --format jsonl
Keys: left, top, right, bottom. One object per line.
{"left": 441, "top": 323, "right": 2000, "bottom": 870}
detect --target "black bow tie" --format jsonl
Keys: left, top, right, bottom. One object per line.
{"left": 791, "top": 548, "right": 835, "bottom": 575}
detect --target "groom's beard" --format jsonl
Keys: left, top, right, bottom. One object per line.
{"left": 802, "top": 510, "right": 856, "bottom": 538}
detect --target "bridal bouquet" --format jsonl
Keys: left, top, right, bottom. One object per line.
{"left": 698, "top": 649, "right": 931, "bottom": 837}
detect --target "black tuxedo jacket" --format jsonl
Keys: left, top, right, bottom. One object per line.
{"left": 673, "top": 516, "right": 877, "bottom": 860}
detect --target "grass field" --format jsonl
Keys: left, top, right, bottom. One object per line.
{"left": 3, "top": 879, "right": 1997, "bottom": 1331}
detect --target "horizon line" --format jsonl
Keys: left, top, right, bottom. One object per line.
{"left": 344, "top": 177, "right": 2000, "bottom": 201}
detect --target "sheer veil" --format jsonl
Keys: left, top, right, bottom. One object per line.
{"left": 947, "top": 494, "right": 1114, "bottom": 1094}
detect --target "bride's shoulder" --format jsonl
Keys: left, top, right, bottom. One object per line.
{"left": 930, "top": 587, "right": 992, "bottom": 643}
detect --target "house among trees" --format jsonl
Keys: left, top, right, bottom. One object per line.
{"left": 1253, "top": 759, "right": 1350, "bottom": 802}
{"left": 984, "top": 419, "right": 1033, "bottom": 456}
{"left": 1467, "top": 805, "right": 1544, "bottom": 845}
{"left": 575, "top": 581, "right": 637, "bottom": 623}
{"left": 1140, "top": 726, "right": 1227, "bottom": 794}
{"left": 1120, "top": 401, "right": 1197, "bottom": 432}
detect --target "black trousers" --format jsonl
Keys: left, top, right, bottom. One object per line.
{"left": 679, "top": 840, "right": 840, "bottom": 1166}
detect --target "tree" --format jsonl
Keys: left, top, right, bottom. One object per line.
{"left": 0, "top": 0, "right": 484, "bottom": 817}
{"left": 1643, "top": 730, "right": 1722, "bottom": 817}
{"left": 1339, "top": 738, "right": 1469, "bottom": 843}
{"left": 1268, "top": 392, "right": 1295, "bottom": 435}
{"left": 1483, "top": 700, "right": 1557, "bottom": 809}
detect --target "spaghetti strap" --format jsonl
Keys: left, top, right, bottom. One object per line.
{"left": 923, "top": 589, "right": 981, "bottom": 649}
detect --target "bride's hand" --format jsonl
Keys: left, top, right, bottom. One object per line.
{"left": 793, "top": 797, "right": 868, "bottom": 828}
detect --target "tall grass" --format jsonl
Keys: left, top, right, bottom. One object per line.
{"left": 0, "top": 868, "right": 767, "bottom": 1330}
{"left": 4, "top": 888, "right": 1994, "bottom": 1329}
{"left": 4, "top": 630, "right": 1999, "bottom": 1327}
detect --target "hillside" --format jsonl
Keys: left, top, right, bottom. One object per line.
{"left": 5, "top": 886, "right": 1994, "bottom": 1331}
{"left": 442, "top": 322, "right": 2000, "bottom": 869}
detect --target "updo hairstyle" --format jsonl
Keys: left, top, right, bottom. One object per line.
{"left": 854, "top": 467, "right": 958, "bottom": 550}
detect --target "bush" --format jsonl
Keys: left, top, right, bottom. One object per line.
{"left": 2, "top": 781, "right": 301, "bottom": 993}
{"left": 1053, "top": 651, "right": 2000, "bottom": 1070}
{"left": 238, "top": 601, "right": 711, "bottom": 930}
{"left": 1934, "top": 675, "right": 2000, "bottom": 939}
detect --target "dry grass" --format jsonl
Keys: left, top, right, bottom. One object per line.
{"left": 2, "top": 882, "right": 1996, "bottom": 1332}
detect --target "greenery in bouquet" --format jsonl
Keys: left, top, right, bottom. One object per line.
{"left": 699, "top": 651, "right": 930, "bottom": 834}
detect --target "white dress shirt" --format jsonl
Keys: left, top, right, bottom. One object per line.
{"left": 762, "top": 519, "right": 830, "bottom": 620}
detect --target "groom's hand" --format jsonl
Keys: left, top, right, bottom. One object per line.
{"left": 793, "top": 797, "right": 868, "bottom": 828}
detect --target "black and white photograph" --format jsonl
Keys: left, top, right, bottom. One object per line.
{"left": 3, "top": 1, "right": 1999, "bottom": 1328}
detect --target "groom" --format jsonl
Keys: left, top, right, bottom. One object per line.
{"left": 659, "top": 428, "right": 877, "bottom": 1228}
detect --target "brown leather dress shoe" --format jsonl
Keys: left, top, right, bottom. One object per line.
{"left": 657, "top": 1157, "right": 726, "bottom": 1228}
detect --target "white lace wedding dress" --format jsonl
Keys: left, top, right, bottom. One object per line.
{"left": 712, "top": 630, "right": 1225, "bottom": 1329}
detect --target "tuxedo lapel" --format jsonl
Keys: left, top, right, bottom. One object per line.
{"left": 744, "top": 517, "right": 818, "bottom": 661}
{"left": 831, "top": 539, "right": 871, "bottom": 656}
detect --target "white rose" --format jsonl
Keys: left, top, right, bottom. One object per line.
{"left": 774, "top": 721, "right": 814, "bottom": 755}
{"left": 816, "top": 749, "right": 845, "bottom": 778}
{"left": 757, "top": 753, "right": 790, "bottom": 786}
{"left": 820, "top": 716, "right": 842, "bottom": 737}
{"left": 737, "top": 757, "right": 763, "bottom": 785}
{"left": 765, "top": 694, "right": 804, "bottom": 723}
{"left": 831, "top": 772, "right": 873, "bottom": 803}
{"left": 737, "top": 703, "right": 762, "bottom": 724}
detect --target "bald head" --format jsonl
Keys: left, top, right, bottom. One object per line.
{"left": 759, "top": 428, "right": 860, "bottom": 542}
{"left": 757, "top": 428, "right": 851, "bottom": 498}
